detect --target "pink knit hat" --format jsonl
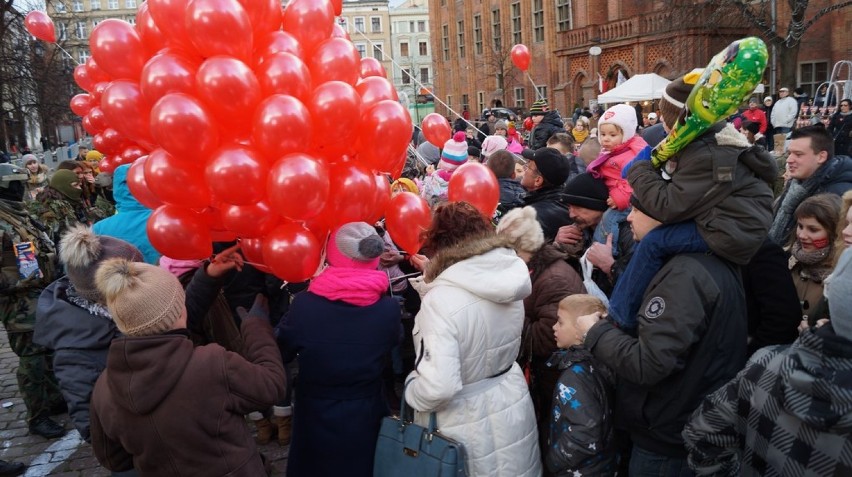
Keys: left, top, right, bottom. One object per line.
{"left": 438, "top": 131, "right": 468, "bottom": 171}
{"left": 598, "top": 104, "right": 637, "bottom": 142}
{"left": 326, "top": 222, "right": 384, "bottom": 270}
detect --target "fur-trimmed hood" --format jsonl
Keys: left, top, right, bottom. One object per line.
{"left": 411, "top": 234, "right": 532, "bottom": 304}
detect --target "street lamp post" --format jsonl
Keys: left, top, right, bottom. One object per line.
{"left": 589, "top": 46, "right": 602, "bottom": 108}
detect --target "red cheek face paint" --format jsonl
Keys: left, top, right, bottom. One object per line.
{"left": 812, "top": 237, "right": 830, "bottom": 249}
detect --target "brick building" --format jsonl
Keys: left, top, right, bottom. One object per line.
{"left": 429, "top": 0, "right": 851, "bottom": 118}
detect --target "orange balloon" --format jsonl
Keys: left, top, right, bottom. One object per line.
{"left": 385, "top": 192, "right": 431, "bottom": 255}
{"left": 263, "top": 223, "right": 322, "bottom": 282}
{"left": 24, "top": 11, "right": 56, "bottom": 43}
{"left": 510, "top": 44, "right": 531, "bottom": 72}
{"left": 421, "top": 113, "right": 451, "bottom": 148}
{"left": 147, "top": 205, "right": 213, "bottom": 259}
{"left": 448, "top": 162, "right": 500, "bottom": 218}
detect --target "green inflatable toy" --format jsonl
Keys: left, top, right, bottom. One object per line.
{"left": 652, "top": 37, "right": 769, "bottom": 167}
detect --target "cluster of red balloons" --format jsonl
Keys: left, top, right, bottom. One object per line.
{"left": 27, "top": 0, "right": 415, "bottom": 282}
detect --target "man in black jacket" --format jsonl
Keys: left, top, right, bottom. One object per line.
{"left": 528, "top": 99, "right": 566, "bottom": 150}
{"left": 576, "top": 204, "right": 748, "bottom": 475}
{"left": 520, "top": 147, "right": 572, "bottom": 241}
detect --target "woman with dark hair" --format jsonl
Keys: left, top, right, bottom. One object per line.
{"left": 828, "top": 98, "right": 852, "bottom": 156}
{"left": 788, "top": 194, "right": 841, "bottom": 327}
{"left": 405, "top": 202, "right": 541, "bottom": 477}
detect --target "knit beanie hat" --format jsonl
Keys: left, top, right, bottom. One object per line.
{"left": 96, "top": 259, "right": 186, "bottom": 336}
{"left": 439, "top": 131, "right": 468, "bottom": 171}
{"left": 481, "top": 135, "right": 509, "bottom": 158}
{"left": 326, "top": 222, "right": 384, "bottom": 270}
{"left": 59, "top": 225, "right": 145, "bottom": 303}
{"left": 529, "top": 99, "right": 549, "bottom": 115}
{"left": 50, "top": 169, "right": 82, "bottom": 201}
{"left": 826, "top": 247, "right": 852, "bottom": 341}
{"left": 659, "top": 69, "right": 701, "bottom": 130}
{"left": 531, "top": 147, "right": 571, "bottom": 186}
{"left": 563, "top": 173, "right": 609, "bottom": 211}
{"left": 494, "top": 120, "right": 509, "bottom": 131}
{"left": 496, "top": 206, "right": 544, "bottom": 254}
{"left": 85, "top": 150, "right": 104, "bottom": 162}
{"left": 598, "top": 104, "right": 637, "bottom": 142}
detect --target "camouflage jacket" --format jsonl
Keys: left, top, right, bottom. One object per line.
{"left": 0, "top": 199, "right": 58, "bottom": 331}
{"left": 27, "top": 186, "right": 95, "bottom": 247}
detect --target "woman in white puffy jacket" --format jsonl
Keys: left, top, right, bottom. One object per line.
{"left": 405, "top": 202, "right": 542, "bottom": 477}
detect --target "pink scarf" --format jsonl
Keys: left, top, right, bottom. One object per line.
{"left": 308, "top": 267, "right": 389, "bottom": 306}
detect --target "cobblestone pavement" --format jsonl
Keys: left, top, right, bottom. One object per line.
{"left": 0, "top": 327, "right": 289, "bottom": 476}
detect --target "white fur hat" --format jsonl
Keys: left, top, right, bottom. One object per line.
{"left": 598, "top": 104, "right": 637, "bottom": 142}
{"left": 496, "top": 206, "right": 544, "bottom": 254}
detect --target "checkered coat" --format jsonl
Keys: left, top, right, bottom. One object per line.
{"left": 683, "top": 325, "right": 852, "bottom": 476}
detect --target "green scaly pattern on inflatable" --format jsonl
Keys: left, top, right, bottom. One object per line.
{"left": 652, "top": 37, "right": 769, "bottom": 168}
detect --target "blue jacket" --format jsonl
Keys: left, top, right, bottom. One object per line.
{"left": 92, "top": 165, "right": 159, "bottom": 264}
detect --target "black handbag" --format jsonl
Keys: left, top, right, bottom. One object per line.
{"left": 373, "top": 383, "right": 468, "bottom": 477}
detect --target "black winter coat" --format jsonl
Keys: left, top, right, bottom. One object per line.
{"left": 522, "top": 187, "right": 572, "bottom": 241}
{"left": 530, "top": 111, "right": 566, "bottom": 150}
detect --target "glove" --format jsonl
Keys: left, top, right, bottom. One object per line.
{"left": 621, "top": 145, "right": 652, "bottom": 179}
{"left": 236, "top": 294, "right": 270, "bottom": 324}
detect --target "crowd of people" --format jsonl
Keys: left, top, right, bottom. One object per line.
{"left": 0, "top": 70, "right": 849, "bottom": 477}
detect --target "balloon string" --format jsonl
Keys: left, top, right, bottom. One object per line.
{"left": 526, "top": 71, "right": 545, "bottom": 101}
{"left": 53, "top": 43, "right": 81, "bottom": 66}
{"left": 351, "top": 29, "right": 488, "bottom": 138}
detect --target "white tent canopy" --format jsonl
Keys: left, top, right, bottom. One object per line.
{"left": 597, "top": 73, "right": 671, "bottom": 103}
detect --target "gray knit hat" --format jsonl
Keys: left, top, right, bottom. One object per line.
{"left": 327, "top": 222, "right": 384, "bottom": 269}
{"left": 59, "top": 225, "right": 144, "bottom": 303}
{"left": 826, "top": 248, "right": 852, "bottom": 341}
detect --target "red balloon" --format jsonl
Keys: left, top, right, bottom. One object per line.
{"left": 86, "top": 107, "right": 108, "bottom": 134}
{"left": 330, "top": 0, "right": 342, "bottom": 16}
{"left": 252, "top": 95, "right": 312, "bottom": 159}
{"left": 150, "top": 92, "right": 220, "bottom": 161}
{"left": 85, "top": 58, "right": 112, "bottom": 84}
{"left": 323, "top": 164, "right": 376, "bottom": 227}
{"left": 236, "top": 0, "right": 281, "bottom": 38}
{"left": 120, "top": 146, "right": 148, "bottom": 164}
{"left": 448, "top": 162, "right": 500, "bottom": 217}
{"left": 99, "top": 157, "right": 116, "bottom": 174}
{"left": 82, "top": 116, "right": 99, "bottom": 136}
{"left": 385, "top": 192, "right": 431, "bottom": 255}
{"left": 144, "top": 148, "right": 211, "bottom": 208}
{"left": 90, "top": 20, "right": 147, "bottom": 80}
{"left": 70, "top": 94, "right": 94, "bottom": 117}
{"left": 253, "top": 31, "right": 303, "bottom": 67}
{"left": 136, "top": 2, "right": 168, "bottom": 55}
{"left": 267, "top": 153, "right": 329, "bottom": 221}
{"left": 281, "top": 0, "right": 334, "bottom": 54}
{"left": 331, "top": 23, "right": 350, "bottom": 41}
{"left": 359, "top": 57, "right": 386, "bottom": 79}
{"left": 125, "top": 157, "right": 163, "bottom": 209}
{"left": 263, "top": 222, "right": 321, "bottom": 282}
{"left": 147, "top": 0, "right": 195, "bottom": 51}
{"left": 308, "top": 38, "right": 360, "bottom": 86}
{"left": 147, "top": 205, "right": 213, "bottom": 259}
{"left": 359, "top": 100, "right": 413, "bottom": 172}
{"left": 368, "top": 173, "right": 391, "bottom": 224}
{"left": 239, "top": 238, "right": 273, "bottom": 273}
{"left": 255, "top": 52, "right": 312, "bottom": 102}
{"left": 205, "top": 144, "right": 268, "bottom": 205}
{"left": 73, "top": 64, "right": 95, "bottom": 92}
{"left": 101, "top": 81, "right": 156, "bottom": 149}
{"left": 220, "top": 201, "right": 278, "bottom": 238}
{"left": 99, "top": 128, "right": 127, "bottom": 155}
{"left": 24, "top": 11, "right": 55, "bottom": 43}
{"left": 186, "top": 0, "right": 252, "bottom": 61}
{"left": 140, "top": 52, "right": 197, "bottom": 104}
{"left": 510, "top": 44, "right": 531, "bottom": 72}
{"left": 195, "top": 57, "right": 261, "bottom": 137}
{"left": 308, "top": 81, "right": 361, "bottom": 158}
{"left": 90, "top": 82, "right": 109, "bottom": 105}
{"left": 356, "top": 76, "right": 398, "bottom": 113}
{"left": 421, "top": 113, "right": 451, "bottom": 148}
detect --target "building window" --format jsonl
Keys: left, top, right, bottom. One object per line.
{"left": 457, "top": 20, "right": 465, "bottom": 58}
{"left": 354, "top": 17, "right": 365, "bottom": 33}
{"left": 478, "top": 91, "right": 485, "bottom": 113}
{"left": 125, "top": 0, "right": 136, "bottom": 7}
{"left": 355, "top": 43, "right": 367, "bottom": 58}
{"left": 54, "top": 1, "right": 67, "bottom": 12}
{"left": 370, "top": 16, "right": 381, "bottom": 33}
{"left": 57, "top": 22, "right": 67, "bottom": 41}
{"left": 108, "top": 0, "right": 118, "bottom": 9}
{"left": 75, "top": 21, "right": 87, "bottom": 39}
{"left": 400, "top": 42, "right": 409, "bottom": 57}
{"left": 78, "top": 49, "right": 90, "bottom": 64}
{"left": 408, "top": 21, "right": 415, "bottom": 33}
{"left": 532, "top": 0, "right": 544, "bottom": 42}
{"left": 442, "top": 24, "right": 449, "bottom": 61}
{"left": 419, "top": 41, "right": 428, "bottom": 56}
{"left": 514, "top": 87, "right": 526, "bottom": 108}
{"left": 373, "top": 43, "right": 383, "bottom": 60}
{"left": 418, "top": 21, "right": 426, "bottom": 32}
{"left": 402, "top": 68, "right": 411, "bottom": 84}
{"left": 799, "top": 61, "right": 829, "bottom": 97}
{"left": 535, "top": 85, "right": 547, "bottom": 101}
{"left": 492, "top": 8, "right": 501, "bottom": 51}
{"left": 462, "top": 94, "right": 469, "bottom": 113}
{"left": 72, "top": 0, "right": 83, "bottom": 12}
{"left": 556, "top": 0, "right": 573, "bottom": 32}
{"left": 338, "top": 17, "right": 348, "bottom": 31}
{"left": 420, "top": 67, "right": 429, "bottom": 83}
{"left": 90, "top": 0, "right": 100, "bottom": 9}
{"left": 447, "top": 95, "right": 452, "bottom": 109}
{"left": 126, "top": 15, "right": 135, "bottom": 25}
{"left": 511, "top": 2, "right": 522, "bottom": 45}
{"left": 473, "top": 15, "right": 483, "bottom": 55}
